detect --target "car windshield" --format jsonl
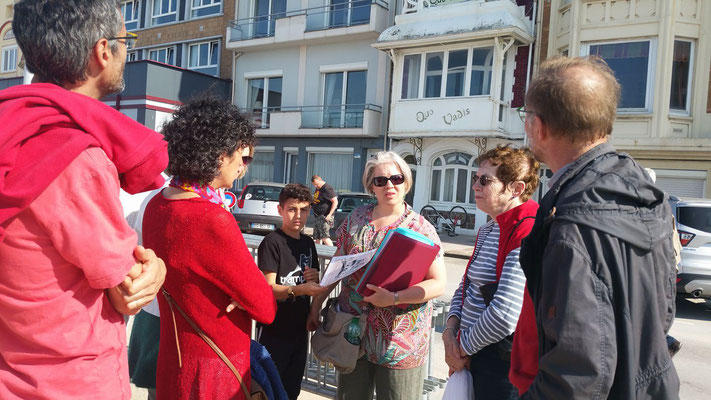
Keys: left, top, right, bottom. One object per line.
{"left": 677, "top": 205, "right": 711, "bottom": 233}
{"left": 244, "top": 185, "right": 282, "bottom": 202}
{"left": 339, "top": 196, "right": 376, "bottom": 212}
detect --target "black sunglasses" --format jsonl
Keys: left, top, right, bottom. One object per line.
{"left": 373, "top": 174, "right": 405, "bottom": 187}
{"left": 472, "top": 174, "right": 500, "bottom": 187}
{"left": 241, "top": 156, "right": 253, "bottom": 166}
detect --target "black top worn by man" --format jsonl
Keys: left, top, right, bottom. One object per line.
{"left": 519, "top": 56, "right": 679, "bottom": 399}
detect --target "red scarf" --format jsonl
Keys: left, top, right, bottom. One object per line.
{"left": 0, "top": 83, "right": 168, "bottom": 239}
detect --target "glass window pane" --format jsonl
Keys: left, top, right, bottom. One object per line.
{"left": 167, "top": 48, "right": 174, "bottom": 65}
{"left": 670, "top": 40, "right": 691, "bottom": 111}
{"left": 444, "top": 152, "right": 470, "bottom": 166}
{"left": 189, "top": 45, "right": 198, "bottom": 67}
{"left": 351, "top": 0, "right": 370, "bottom": 24}
{"left": 469, "top": 171, "right": 476, "bottom": 204}
{"left": 346, "top": 70, "right": 366, "bottom": 104}
{"left": 456, "top": 170, "right": 467, "bottom": 203}
{"left": 330, "top": 0, "right": 348, "bottom": 27}
{"left": 308, "top": 152, "right": 353, "bottom": 192}
{"left": 199, "top": 43, "right": 208, "bottom": 66}
{"left": 248, "top": 78, "right": 265, "bottom": 109}
{"left": 433, "top": 157, "right": 442, "bottom": 167}
{"left": 402, "top": 54, "right": 421, "bottom": 99}
{"left": 446, "top": 50, "right": 467, "bottom": 97}
{"left": 430, "top": 169, "right": 441, "bottom": 201}
{"left": 323, "top": 73, "right": 344, "bottom": 127}
{"left": 470, "top": 47, "right": 493, "bottom": 95}
{"left": 425, "top": 52, "right": 443, "bottom": 98}
{"left": 267, "top": 77, "right": 282, "bottom": 109}
{"left": 443, "top": 169, "right": 454, "bottom": 202}
{"left": 590, "top": 41, "right": 650, "bottom": 109}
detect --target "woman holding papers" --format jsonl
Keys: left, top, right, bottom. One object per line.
{"left": 307, "top": 151, "right": 446, "bottom": 400}
{"left": 443, "top": 145, "right": 540, "bottom": 400}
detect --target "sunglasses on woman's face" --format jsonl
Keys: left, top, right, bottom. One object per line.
{"left": 372, "top": 174, "right": 405, "bottom": 187}
{"left": 241, "top": 156, "right": 253, "bottom": 166}
{"left": 472, "top": 174, "right": 500, "bottom": 187}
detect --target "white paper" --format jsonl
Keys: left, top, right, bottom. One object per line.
{"left": 442, "top": 369, "right": 474, "bottom": 400}
{"left": 320, "top": 249, "right": 377, "bottom": 287}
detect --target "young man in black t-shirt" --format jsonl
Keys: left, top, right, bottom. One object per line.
{"left": 310, "top": 174, "right": 338, "bottom": 246}
{"left": 257, "top": 184, "right": 329, "bottom": 400}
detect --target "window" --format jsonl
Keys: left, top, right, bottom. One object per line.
{"left": 121, "top": 1, "right": 140, "bottom": 31}
{"left": 127, "top": 50, "right": 140, "bottom": 62}
{"left": 670, "top": 40, "right": 693, "bottom": 114}
{"left": 253, "top": 0, "right": 286, "bottom": 37}
{"left": 191, "top": 0, "right": 222, "bottom": 18}
{"left": 329, "top": 0, "right": 370, "bottom": 28}
{"left": 430, "top": 152, "right": 478, "bottom": 204}
{"left": 247, "top": 76, "right": 282, "bottom": 128}
{"left": 152, "top": 0, "right": 177, "bottom": 25}
{"left": 308, "top": 152, "right": 353, "bottom": 192}
{"left": 322, "top": 70, "right": 367, "bottom": 128}
{"left": 401, "top": 54, "right": 421, "bottom": 99}
{"left": 586, "top": 40, "right": 654, "bottom": 111}
{"left": 1, "top": 46, "right": 17, "bottom": 73}
{"left": 234, "top": 151, "right": 275, "bottom": 188}
{"left": 188, "top": 40, "right": 219, "bottom": 76}
{"left": 402, "top": 47, "right": 495, "bottom": 100}
{"left": 148, "top": 46, "right": 176, "bottom": 66}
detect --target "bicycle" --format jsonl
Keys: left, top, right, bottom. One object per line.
{"left": 420, "top": 205, "right": 469, "bottom": 236}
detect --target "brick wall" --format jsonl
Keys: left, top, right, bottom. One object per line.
{"left": 135, "top": 0, "right": 235, "bottom": 80}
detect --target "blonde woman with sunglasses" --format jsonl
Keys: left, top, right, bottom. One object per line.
{"left": 307, "top": 151, "right": 446, "bottom": 400}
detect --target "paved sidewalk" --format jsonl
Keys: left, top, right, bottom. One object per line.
{"left": 439, "top": 232, "right": 475, "bottom": 260}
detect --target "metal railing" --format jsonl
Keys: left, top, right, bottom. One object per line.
{"left": 228, "top": 0, "right": 388, "bottom": 42}
{"left": 239, "top": 104, "right": 383, "bottom": 130}
{"left": 242, "top": 233, "right": 448, "bottom": 399}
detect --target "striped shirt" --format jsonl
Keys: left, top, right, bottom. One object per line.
{"left": 448, "top": 220, "right": 526, "bottom": 355}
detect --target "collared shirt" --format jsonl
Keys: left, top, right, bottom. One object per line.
{"left": 547, "top": 162, "right": 573, "bottom": 189}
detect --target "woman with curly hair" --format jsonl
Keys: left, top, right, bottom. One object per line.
{"left": 142, "top": 97, "right": 277, "bottom": 399}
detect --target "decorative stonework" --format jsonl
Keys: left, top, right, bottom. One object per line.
{"left": 634, "top": 0, "right": 656, "bottom": 18}
{"left": 609, "top": 1, "right": 630, "bottom": 22}
{"left": 584, "top": 2, "right": 606, "bottom": 24}
{"left": 678, "top": 0, "right": 698, "bottom": 19}
{"left": 560, "top": 7, "right": 571, "bottom": 33}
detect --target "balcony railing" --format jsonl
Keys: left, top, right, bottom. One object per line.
{"left": 228, "top": 0, "right": 388, "bottom": 42}
{"left": 239, "top": 104, "right": 383, "bottom": 130}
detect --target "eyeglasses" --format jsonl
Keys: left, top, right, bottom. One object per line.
{"left": 372, "top": 174, "right": 405, "bottom": 187}
{"left": 241, "top": 156, "right": 253, "bottom": 166}
{"left": 107, "top": 32, "right": 137, "bottom": 48}
{"left": 516, "top": 106, "right": 535, "bottom": 123}
{"left": 472, "top": 174, "right": 500, "bottom": 187}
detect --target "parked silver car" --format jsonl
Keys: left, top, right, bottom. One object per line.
{"left": 669, "top": 196, "right": 711, "bottom": 299}
{"left": 232, "top": 182, "right": 285, "bottom": 234}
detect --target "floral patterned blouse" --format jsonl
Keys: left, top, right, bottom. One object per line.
{"left": 334, "top": 203, "right": 443, "bottom": 369}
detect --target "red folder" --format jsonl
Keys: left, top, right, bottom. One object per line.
{"left": 355, "top": 228, "right": 440, "bottom": 297}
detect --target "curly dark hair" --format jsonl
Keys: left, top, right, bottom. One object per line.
{"left": 279, "top": 183, "right": 313, "bottom": 206}
{"left": 163, "top": 96, "right": 257, "bottom": 182}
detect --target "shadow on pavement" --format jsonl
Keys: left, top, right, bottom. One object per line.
{"left": 675, "top": 297, "right": 711, "bottom": 322}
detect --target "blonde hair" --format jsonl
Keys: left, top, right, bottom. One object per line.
{"left": 362, "top": 151, "right": 413, "bottom": 195}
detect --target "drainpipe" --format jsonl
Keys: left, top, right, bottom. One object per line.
{"left": 526, "top": 0, "right": 537, "bottom": 91}
{"left": 232, "top": 51, "right": 242, "bottom": 105}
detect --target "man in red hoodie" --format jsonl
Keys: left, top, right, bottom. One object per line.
{"left": 0, "top": 1, "right": 168, "bottom": 399}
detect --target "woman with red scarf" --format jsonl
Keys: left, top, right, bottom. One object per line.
{"left": 142, "top": 97, "right": 276, "bottom": 399}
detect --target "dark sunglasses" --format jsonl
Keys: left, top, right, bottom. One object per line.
{"left": 472, "top": 174, "right": 500, "bottom": 187}
{"left": 241, "top": 156, "right": 253, "bottom": 166}
{"left": 372, "top": 174, "right": 405, "bottom": 187}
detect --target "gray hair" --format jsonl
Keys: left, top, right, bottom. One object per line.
{"left": 13, "top": 0, "right": 123, "bottom": 86}
{"left": 362, "top": 151, "right": 413, "bottom": 195}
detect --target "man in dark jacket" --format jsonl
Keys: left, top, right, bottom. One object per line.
{"left": 517, "top": 56, "right": 679, "bottom": 399}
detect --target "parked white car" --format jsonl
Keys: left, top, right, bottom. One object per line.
{"left": 669, "top": 196, "right": 711, "bottom": 299}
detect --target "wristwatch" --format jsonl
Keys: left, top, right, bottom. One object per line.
{"left": 287, "top": 286, "right": 296, "bottom": 302}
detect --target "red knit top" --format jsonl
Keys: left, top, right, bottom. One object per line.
{"left": 143, "top": 194, "right": 276, "bottom": 399}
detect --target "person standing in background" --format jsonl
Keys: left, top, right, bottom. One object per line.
{"left": 311, "top": 174, "right": 338, "bottom": 246}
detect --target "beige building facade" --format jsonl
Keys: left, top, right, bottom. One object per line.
{"left": 537, "top": 0, "right": 711, "bottom": 198}
{"left": 0, "top": 0, "right": 22, "bottom": 81}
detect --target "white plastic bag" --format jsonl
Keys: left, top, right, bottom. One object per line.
{"left": 442, "top": 369, "right": 474, "bottom": 400}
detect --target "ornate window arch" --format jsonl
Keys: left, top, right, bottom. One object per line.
{"left": 429, "top": 151, "right": 478, "bottom": 205}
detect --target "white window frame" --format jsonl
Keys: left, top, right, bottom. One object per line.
{"left": 320, "top": 69, "right": 367, "bottom": 127}
{"left": 151, "top": 0, "right": 178, "bottom": 26}
{"left": 669, "top": 38, "right": 694, "bottom": 116}
{"left": 429, "top": 151, "right": 479, "bottom": 206}
{"left": 399, "top": 44, "right": 496, "bottom": 101}
{"left": 187, "top": 39, "right": 220, "bottom": 74}
{"left": 190, "top": 0, "right": 223, "bottom": 18}
{"left": 148, "top": 45, "right": 177, "bottom": 66}
{"left": 127, "top": 50, "right": 140, "bottom": 62}
{"left": 246, "top": 74, "right": 283, "bottom": 128}
{"left": 581, "top": 38, "right": 657, "bottom": 114}
{"left": 121, "top": 0, "right": 141, "bottom": 27}
{"left": 1, "top": 45, "right": 18, "bottom": 73}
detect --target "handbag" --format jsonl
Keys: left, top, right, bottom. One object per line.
{"left": 162, "top": 289, "right": 268, "bottom": 400}
{"left": 310, "top": 297, "right": 367, "bottom": 374}
{"left": 311, "top": 208, "right": 419, "bottom": 373}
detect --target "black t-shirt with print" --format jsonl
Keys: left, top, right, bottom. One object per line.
{"left": 312, "top": 183, "right": 336, "bottom": 216}
{"left": 257, "top": 229, "right": 320, "bottom": 336}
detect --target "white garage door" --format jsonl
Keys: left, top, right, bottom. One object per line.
{"left": 654, "top": 169, "right": 707, "bottom": 198}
